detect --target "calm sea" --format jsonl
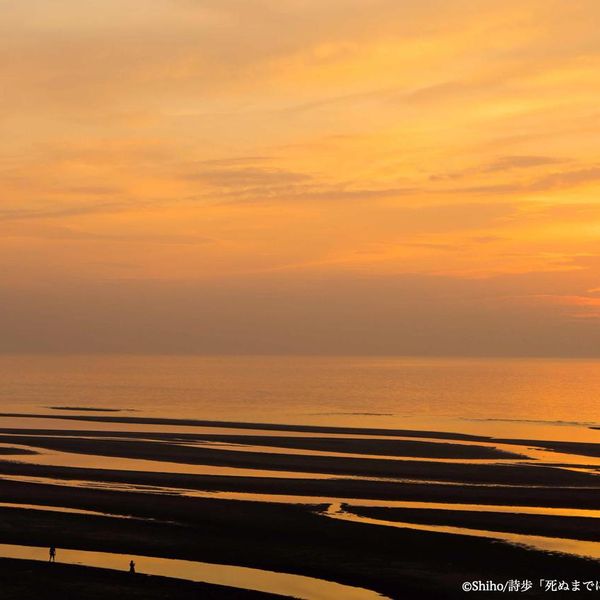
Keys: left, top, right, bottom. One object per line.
{"left": 1, "top": 355, "right": 599, "bottom": 442}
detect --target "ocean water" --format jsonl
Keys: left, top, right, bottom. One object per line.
{"left": 1, "top": 354, "right": 599, "bottom": 442}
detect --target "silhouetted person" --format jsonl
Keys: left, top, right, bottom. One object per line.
{"left": 129, "top": 560, "right": 136, "bottom": 574}
{"left": 49, "top": 546, "right": 56, "bottom": 563}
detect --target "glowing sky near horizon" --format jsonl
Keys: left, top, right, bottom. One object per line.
{"left": 1, "top": 0, "right": 600, "bottom": 355}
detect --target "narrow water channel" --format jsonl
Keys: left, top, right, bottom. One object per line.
{"left": 326, "top": 504, "right": 600, "bottom": 562}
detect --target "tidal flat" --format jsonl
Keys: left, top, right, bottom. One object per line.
{"left": 0, "top": 410, "right": 599, "bottom": 598}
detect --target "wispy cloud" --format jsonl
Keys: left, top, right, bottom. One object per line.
{"left": 0, "top": 202, "right": 135, "bottom": 222}
{"left": 444, "top": 165, "right": 600, "bottom": 195}
{"left": 1, "top": 223, "right": 213, "bottom": 245}
{"left": 481, "top": 155, "right": 569, "bottom": 173}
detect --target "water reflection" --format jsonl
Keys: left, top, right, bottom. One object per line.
{"left": 4, "top": 474, "right": 600, "bottom": 520}
{"left": 0, "top": 543, "right": 387, "bottom": 600}
{"left": 326, "top": 504, "right": 600, "bottom": 562}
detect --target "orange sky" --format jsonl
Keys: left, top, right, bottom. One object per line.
{"left": 2, "top": 0, "right": 600, "bottom": 355}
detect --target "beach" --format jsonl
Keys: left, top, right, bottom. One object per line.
{"left": 0, "top": 417, "right": 600, "bottom": 597}
{"left": 0, "top": 356, "right": 599, "bottom": 598}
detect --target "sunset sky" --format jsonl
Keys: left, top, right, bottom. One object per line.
{"left": 2, "top": 0, "right": 600, "bottom": 355}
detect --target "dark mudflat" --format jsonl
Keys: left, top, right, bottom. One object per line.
{"left": 0, "top": 487, "right": 596, "bottom": 600}
{"left": 0, "top": 415, "right": 598, "bottom": 599}
{"left": 2, "top": 461, "right": 600, "bottom": 508}
{"left": 46, "top": 407, "right": 126, "bottom": 413}
{"left": 4, "top": 412, "right": 600, "bottom": 461}
{"left": 0, "top": 448, "right": 36, "bottom": 456}
{"left": 0, "top": 434, "right": 595, "bottom": 486}
{"left": 0, "top": 558, "right": 288, "bottom": 599}
{"left": 0, "top": 427, "right": 521, "bottom": 459}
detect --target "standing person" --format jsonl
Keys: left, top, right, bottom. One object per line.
{"left": 129, "top": 560, "right": 136, "bottom": 574}
{"left": 49, "top": 546, "right": 56, "bottom": 563}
